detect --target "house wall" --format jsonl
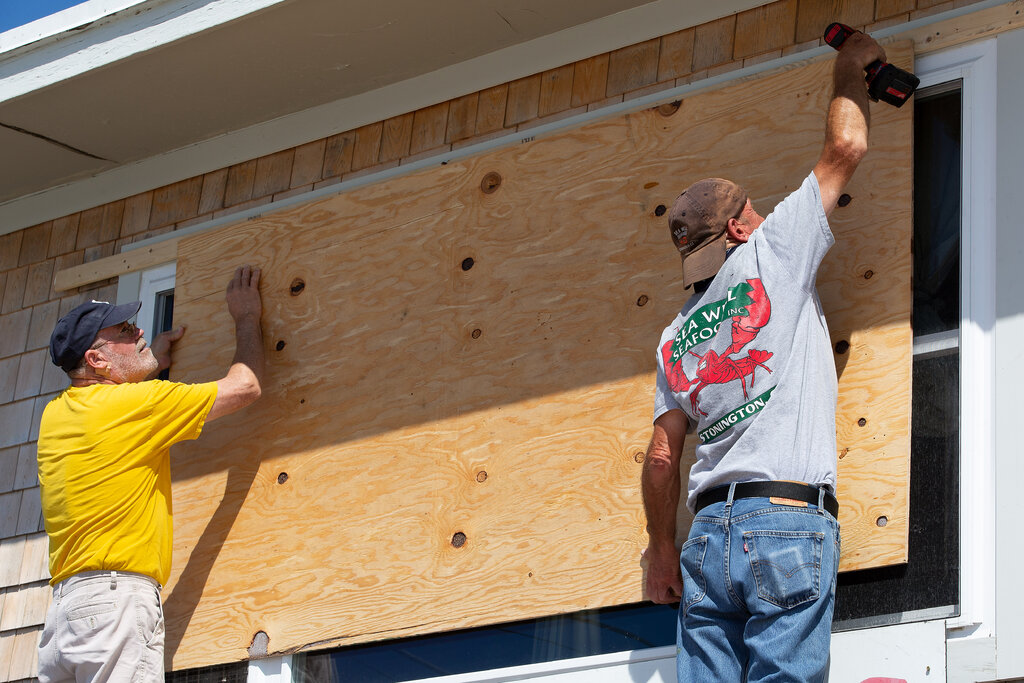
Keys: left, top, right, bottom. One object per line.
{"left": 0, "top": 0, "right": 1004, "bottom": 680}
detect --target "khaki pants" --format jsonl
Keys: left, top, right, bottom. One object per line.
{"left": 37, "top": 570, "right": 164, "bottom": 683}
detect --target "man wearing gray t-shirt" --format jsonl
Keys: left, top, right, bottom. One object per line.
{"left": 641, "top": 31, "right": 887, "bottom": 681}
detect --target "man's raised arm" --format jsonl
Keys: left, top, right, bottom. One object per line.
{"left": 209, "top": 265, "right": 265, "bottom": 422}
{"left": 813, "top": 31, "right": 888, "bottom": 216}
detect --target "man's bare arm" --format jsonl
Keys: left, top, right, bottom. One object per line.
{"left": 642, "top": 409, "right": 688, "bottom": 604}
{"left": 208, "top": 265, "right": 265, "bottom": 422}
{"left": 813, "top": 31, "right": 888, "bottom": 216}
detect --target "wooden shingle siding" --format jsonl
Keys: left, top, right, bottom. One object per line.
{"left": 538, "top": 65, "right": 574, "bottom": 118}
{"left": 606, "top": 39, "right": 660, "bottom": 97}
{"left": 0, "top": 235, "right": 22, "bottom": 272}
{"left": 570, "top": 54, "right": 609, "bottom": 108}
{"left": 17, "top": 226, "right": 49, "bottom": 270}
{"left": 657, "top": 28, "right": 696, "bottom": 82}
{"left": 475, "top": 84, "right": 508, "bottom": 134}
{"left": 877, "top": 0, "right": 917, "bottom": 16}
{"left": 322, "top": 132, "right": 355, "bottom": 178}
{"left": 223, "top": 160, "right": 258, "bottom": 208}
{"left": 252, "top": 149, "right": 295, "bottom": 199}
{"left": 198, "top": 170, "right": 229, "bottom": 215}
{"left": 120, "top": 193, "right": 153, "bottom": 237}
{"left": 351, "top": 122, "right": 383, "bottom": 171}
{"left": 379, "top": 113, "right": 414, "bottom": 163}
{"left": 735, "top": 0, "right": 798, "bottom": 59}
{"left": 290, "top": 140, "right": 327, "bottom": 188}
{"left": 410, "top": 103, "right": 450, "bottom": 156}
{"left": 445, "top": 93, "right": 480, "bottom": 143}
{"left": 150, "top": 177, "right": 203, "bottom": 229}
{"left": 505, "top": 74, "right": 542, "bottom": 127}
{"left": 692, "top": 15, "right": 737, "bottom": 71}
{"left": 795, "top": 0, "right": 875, "bottom": 43}
{"left": 46, "top": 218, "right": 77, "bottom": 261}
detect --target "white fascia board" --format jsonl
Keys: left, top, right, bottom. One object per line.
{"left": 0, "top": 0, "right": 762, "bottom": 236}
{"left": 0, "top": 0, "right": 149, "bottom": 54}
{"left": 0, "top": 0, "right": 289, "bottom": 101}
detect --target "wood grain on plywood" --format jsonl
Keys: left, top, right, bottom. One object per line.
{"left": 164, "top": 45, "right": 913, "bottom": 669}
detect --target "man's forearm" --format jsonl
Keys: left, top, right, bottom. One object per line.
{"left": 825, "top": 57, "right": 871, "bottom": 156}
{"left": 642, "top": 456, "right": 681, "bottom": 552}
{"left": 231, "top": 315, "right": 265, "bottom": 383}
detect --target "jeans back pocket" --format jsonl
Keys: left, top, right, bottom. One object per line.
{"left": 679, "top": 535, "right": 708, "bottom": 615}
{"left": 744, "top": 530, "right": 823, "bottom": 609}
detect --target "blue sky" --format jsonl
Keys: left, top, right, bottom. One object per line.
{"left": 0, "top": 0, "right": 90, "bottom": 34}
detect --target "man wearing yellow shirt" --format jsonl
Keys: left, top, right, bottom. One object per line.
{"left": 36, "top": 265, "right": 266, "bottom": 683}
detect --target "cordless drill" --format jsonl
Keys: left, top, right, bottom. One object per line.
{"left": 823, "top": 23, "right": 920, "bottom": 108}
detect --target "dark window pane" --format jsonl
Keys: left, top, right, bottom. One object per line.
{"left": 293, "top": 603, "right": 677, "bottom": 682}
{"left": 165, "top": 661, "right": 247, "bottom": 683}
{"left": 155, "top": 289, "right": 174, "bottom": 380}
{"left": 912, "top": 87, "right": 962, "bottom": 337}
{"left": 834, "top": 351, "right": 959, "bottom": 624}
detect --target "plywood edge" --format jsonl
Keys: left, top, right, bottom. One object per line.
{"left": 53, "top": 239, "right": 178, "bottom": 292}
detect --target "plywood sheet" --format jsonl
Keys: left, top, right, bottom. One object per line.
{"left": 165, "top": 45, "right": 913, "bottom": 668}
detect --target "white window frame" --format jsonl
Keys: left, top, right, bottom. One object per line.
{"left": 915, "top": 39, "right": 998, "bottom": 636}
{"left": 137, "top": 261, "right": 176, "bottom": 338}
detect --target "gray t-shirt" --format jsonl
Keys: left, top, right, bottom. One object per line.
{"left": 653, "top": 172, "right": 838, "bottom": 512}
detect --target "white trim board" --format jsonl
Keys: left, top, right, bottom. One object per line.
{"left": 239, "top": 621, "right": 945, "bottom": 683}
{"left": 0, "top": 0, "right": 150, "bottom": 54}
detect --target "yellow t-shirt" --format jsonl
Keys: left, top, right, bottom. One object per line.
{"left": 37, "top": 380, "right": 218, "bottom": 585}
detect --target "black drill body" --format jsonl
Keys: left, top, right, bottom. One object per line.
{"left": 823, "top": 23, "right": 920, "bottom": 108}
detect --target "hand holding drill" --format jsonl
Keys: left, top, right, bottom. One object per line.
{"left": 824, "top": 23, "right": 920, "bottom": 107}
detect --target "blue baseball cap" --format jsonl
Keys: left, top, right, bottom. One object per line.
{"left": 49, "top": 300, "right": 142, "bottom": 372}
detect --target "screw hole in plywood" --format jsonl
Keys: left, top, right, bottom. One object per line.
{"left": 480, "top": 172, "right": 502, "bottom": 194}
{"left": 654, "top": 204, "right": 667, "bottom": 216}
{"left": 858, "top": 417, "right": 867, "bottom": 427}
{"left": 476, "top": 470, "right": 488, "bottom": 483}
{"left": 451, "top": 532, "right": 467, "bottom": 548}
{"left": 658, "top": 100, "right": 681, "bottom": 116}
{"left": 876, "top": 516, "right": 888, "bottom": 527}
{"left": 834, "top": 339, "right": 850, "bottom": 354}
{"left": 461, "top": 257, "right": 475, "bottom": 271}
{"left": 838, "top": 193, "right": 852, "bottom": 207}
{"left": 636, "top": 295, "right": 649, "bottom": 307}
{"left": 275, "top": 340, "right": 286, "bottom": 351}
{"left": 290, "top": 278, "right": 305, "bottom": 295}
{"left": 277, "top": 472, "right": 288, "bottom": 484}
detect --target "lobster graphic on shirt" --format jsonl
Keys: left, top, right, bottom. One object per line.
{"left": 662, "top": 278, "right": 774, "bottom": 417}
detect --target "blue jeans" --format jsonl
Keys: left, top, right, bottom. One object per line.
{"left": 677, "top": 487, "right": 840, "bottom": 682}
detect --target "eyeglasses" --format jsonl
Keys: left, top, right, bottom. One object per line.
{"left": 90, "top": 321, "right": 141, "bottom": 350}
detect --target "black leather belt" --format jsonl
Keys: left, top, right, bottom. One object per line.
{"left": 695, "top": 481, "right": 839, "bottom": 517}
